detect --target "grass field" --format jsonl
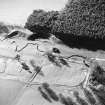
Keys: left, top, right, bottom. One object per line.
{"left": 0, "top": 37, "right": 105, "bottom": 105}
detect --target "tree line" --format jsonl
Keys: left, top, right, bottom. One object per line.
{"left": 25, "top": 0, "right": 105, "bottom": 51}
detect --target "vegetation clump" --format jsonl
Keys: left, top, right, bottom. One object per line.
{"left": 25, "top": 10, "right": 59, "bottom": 34}
{"left": 25, "top": 0, "right": 105, "bottom": 51}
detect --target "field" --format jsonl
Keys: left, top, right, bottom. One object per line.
{"left": 0, "top": 37, "right": 105, "bottom": 105}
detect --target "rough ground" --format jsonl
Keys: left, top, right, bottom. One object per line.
{"left": 0, "top": 37, "right": 105, "bottom": 105}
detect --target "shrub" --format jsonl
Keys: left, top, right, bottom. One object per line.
{"left": 0, "top": 22, "right": 9, "bottom": 34}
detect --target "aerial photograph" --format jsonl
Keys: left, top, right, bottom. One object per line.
{"left": 0, "top": 0, "right": 105, "bottom": 105}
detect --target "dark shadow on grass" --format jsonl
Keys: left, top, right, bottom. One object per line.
{"left": 54, "top": 32, "right": 105, "bottom": 51}
{"left": 27, "top": 33, "right": 51, "bottom": 41}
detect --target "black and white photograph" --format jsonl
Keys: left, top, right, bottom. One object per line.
{"left": 0, "top": 0, "right": 105, "bottom": 105}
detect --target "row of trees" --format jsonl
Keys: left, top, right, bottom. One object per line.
{"left": 25, "top": 0, "right": 105, "bottom": 50}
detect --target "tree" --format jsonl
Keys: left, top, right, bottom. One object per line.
{"left": 52, "top": 0, "right": 105, "bottom": 39}
{"left": 25, "top": 9, "right": 59, "bottom": 34}
{"left": 25, "top": 0, "right": 105, "bottom": 50}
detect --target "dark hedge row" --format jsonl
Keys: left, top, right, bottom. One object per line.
{"left": 25, "top": 0, "right": 105, "bottom": 51}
